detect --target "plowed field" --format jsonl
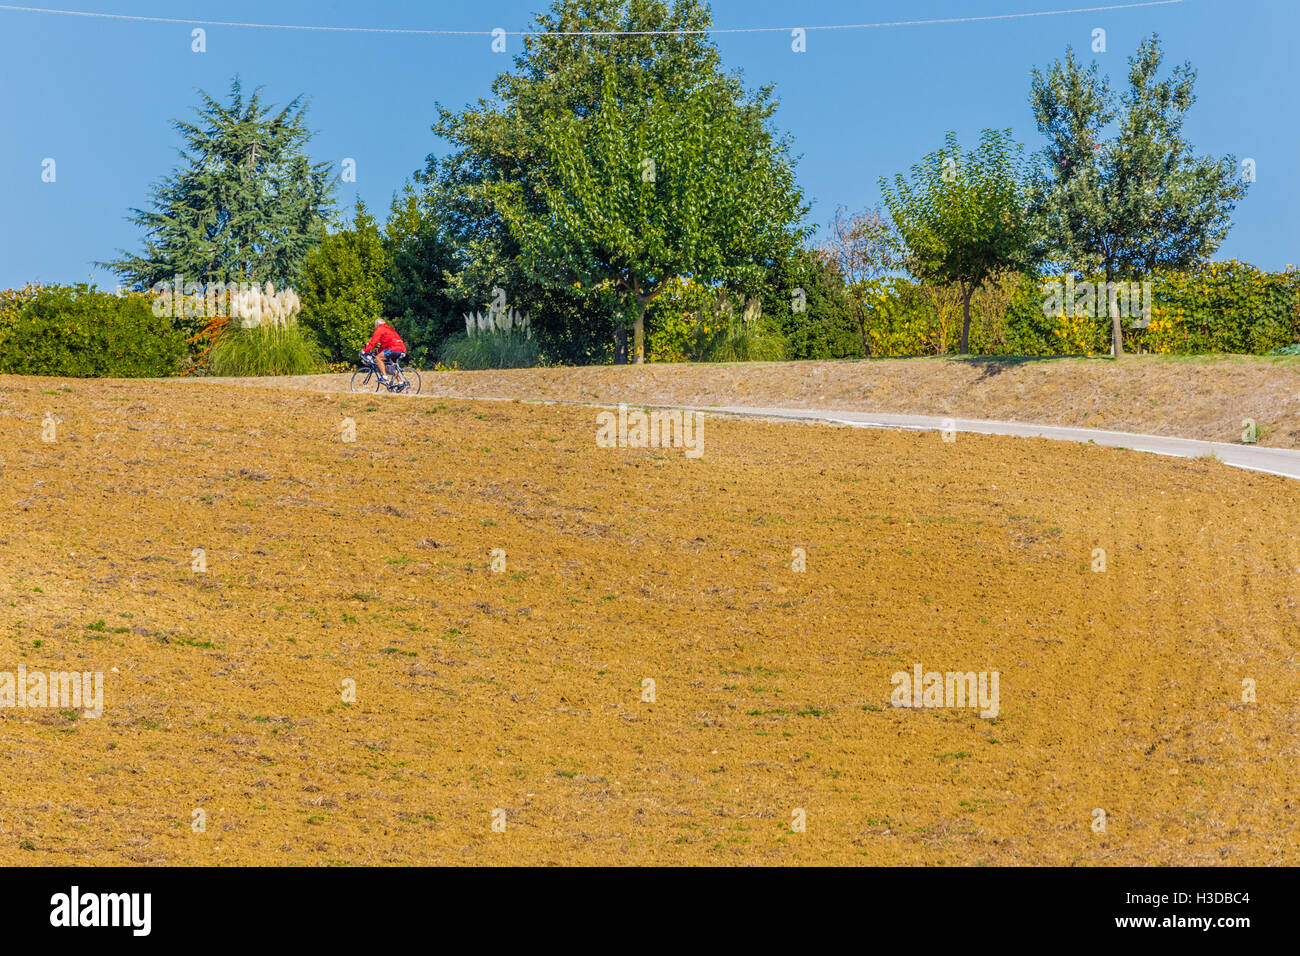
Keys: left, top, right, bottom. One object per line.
{"left": 1, "top": 375, "right": 1296, "bottom": 865}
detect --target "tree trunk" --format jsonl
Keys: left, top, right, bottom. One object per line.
{"left": 614, "top": 325, "right": 628, "bottom": 365}
{"left": 633, "top": 298, "right": 647, "bottom": 364}
{"left": 959, "top": 285, "right": 975, "bottom": 355}
{"left": 854, "top": 306, "right": 872, "bottom": 359}
{"left": 1108, "top": 267, "right": 1124, "bottom": 358}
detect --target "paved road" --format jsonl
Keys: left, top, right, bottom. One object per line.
{"left": 198, "top": 376, "right": 1300, "bottom": 480}
{"left": 698, "top": 405, "right": 1300, "bottom": 480}
{"left": 503, "top": 396, "right": 1300, "bottom": 480}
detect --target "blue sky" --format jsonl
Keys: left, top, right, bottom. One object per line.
{"left": 0, "top": 0, "right": 1295, "bottom": 289}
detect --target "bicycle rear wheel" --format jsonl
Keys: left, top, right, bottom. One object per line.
{"left": 400, "top": 367, "right": 421, "bottom": 395}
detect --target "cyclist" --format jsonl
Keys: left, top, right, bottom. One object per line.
{"left": 361, "top": 318, "right": 408, "bottom": 389}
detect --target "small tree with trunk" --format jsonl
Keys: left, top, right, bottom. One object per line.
{"left": 820, "top": 206, "right": 903, "bottom": 357}
{"left": 426, "top": 0, "right": 772, "bottom": 364}
{"left": 880, "top": 129, "right": 1035, "bottom": 355}
{"left": 1029, "top": 35, "right": 1247, "bottom": 356}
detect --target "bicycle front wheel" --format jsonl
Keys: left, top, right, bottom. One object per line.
{"left": 350, "top": 369, "right": 378, "bottom": 393}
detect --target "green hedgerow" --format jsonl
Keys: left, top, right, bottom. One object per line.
{"left": 0, "top": 284, "right": 185, "bottom": 377}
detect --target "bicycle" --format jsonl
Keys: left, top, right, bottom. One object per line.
{"left": 351, "top": 352, "right": 422, "bottom": 395}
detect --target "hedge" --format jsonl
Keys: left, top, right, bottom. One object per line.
{"left": 0, "top": 284, "right": 187, "bottom": 377}
{"left": 855, "top": 261, "right": 1300, "bottom": 357}
{"left": 1141, "top": 261, "right": 1300, "bottom": 354}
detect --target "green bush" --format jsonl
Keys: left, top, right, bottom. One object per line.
{"left": 297, "top": 199, "right": 390, "bottom": 362}
{"left": 768, "top": 251, "right": 863, "bottom": 360}
{"left": 0, "top": 284, "right": 186, "bottom": 377}
{"left": 645, "top": 281, "right": 794, "bottom": 363}
{"left": 645, "top": 278, "right": 712, "bottom": 362}
{"left": 208, "top": 322, "right": 325, "bottom": 376}
{"left": 438, "top": 330, "right": 540, "bottom": 369}
{"left": 1137, "top": 261, "right": 1300, "bottom": 354}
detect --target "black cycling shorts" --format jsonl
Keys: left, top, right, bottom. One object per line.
{"left": 382, "top": 349, "right": 406, "bottom": 362}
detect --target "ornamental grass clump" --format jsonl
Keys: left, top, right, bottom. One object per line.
{"left": 438, "top": 307, "right": 539, "bottom": 369}
{"left": 208, "top": 283, "right": 324, "bottom": 376}
{"left": 696, "top": 294, "right": 787, "bottom": 363}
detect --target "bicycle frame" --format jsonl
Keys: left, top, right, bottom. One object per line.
{"left": 358, "top": 353, "right": 408, "bottom": 390}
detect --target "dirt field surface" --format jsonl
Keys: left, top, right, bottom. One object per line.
{"left": 1, "top": 374, "right": 1297, "bottom": 865}
{"left": 216, "top": 354, "right": 1300, "bottom": 448}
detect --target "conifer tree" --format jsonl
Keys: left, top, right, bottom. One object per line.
{"left": 106, "top": 78, "right": 335, "bottom": 291}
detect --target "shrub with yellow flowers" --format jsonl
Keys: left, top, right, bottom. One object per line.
{"left": 845, "top": 262, "right": 1300, "bottom": 357}
{"left": 645, "top": 276, "right": 712, "bottom": 361}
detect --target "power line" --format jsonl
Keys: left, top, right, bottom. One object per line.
{"left": 0, "top": 1, "right": 1185, "bottom": 38}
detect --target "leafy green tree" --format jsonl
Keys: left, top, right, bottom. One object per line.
{"left": 298, "top": 199, "right": 390, "bottom": 361}
{"left": 423, "top": 0, "right": 797, "bottom": 363}
{"left": 383, "top": 184, "right": 460, "bottom": 364}
{"left": 493, "top": 68, "right": 805, "bottom": 362}
{"left": 880, "top": 130, "right": 1036, "bottom": 354}
{"left": 1029, "top": 35, "right": 1248, "bottom": 355}
{"left": 106, "top": 78, "right": 335, "bottom": 290}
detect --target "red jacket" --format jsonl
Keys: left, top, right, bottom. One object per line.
{"left": 365, "top": 323, "right": 406, "bottom": 354}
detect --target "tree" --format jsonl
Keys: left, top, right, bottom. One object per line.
{"left": 297, "top": 199, "right": 390, "bottom": 361}
{"left": 383, "top": 184, "right": 460, "bottom": 364}
{"left": 1029, "top": 35, "right": 1248, "bottom": 356}
{"left": 423, "top": 0, "right": 800, "bottom": 363}
{"left": 821, "top": 207, "right": 904, "bottom": 357}
{"left": 768, "top": 248, "right": 860, "bottom": 360}
{"left": 105, "top": 78, "right": 335, "bottom": 290}
{"left": 880, "top": 130, "right": 1035, "bottom": 354}
{"left": 493, "top": 68, "right": 805, "bottom": 363}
